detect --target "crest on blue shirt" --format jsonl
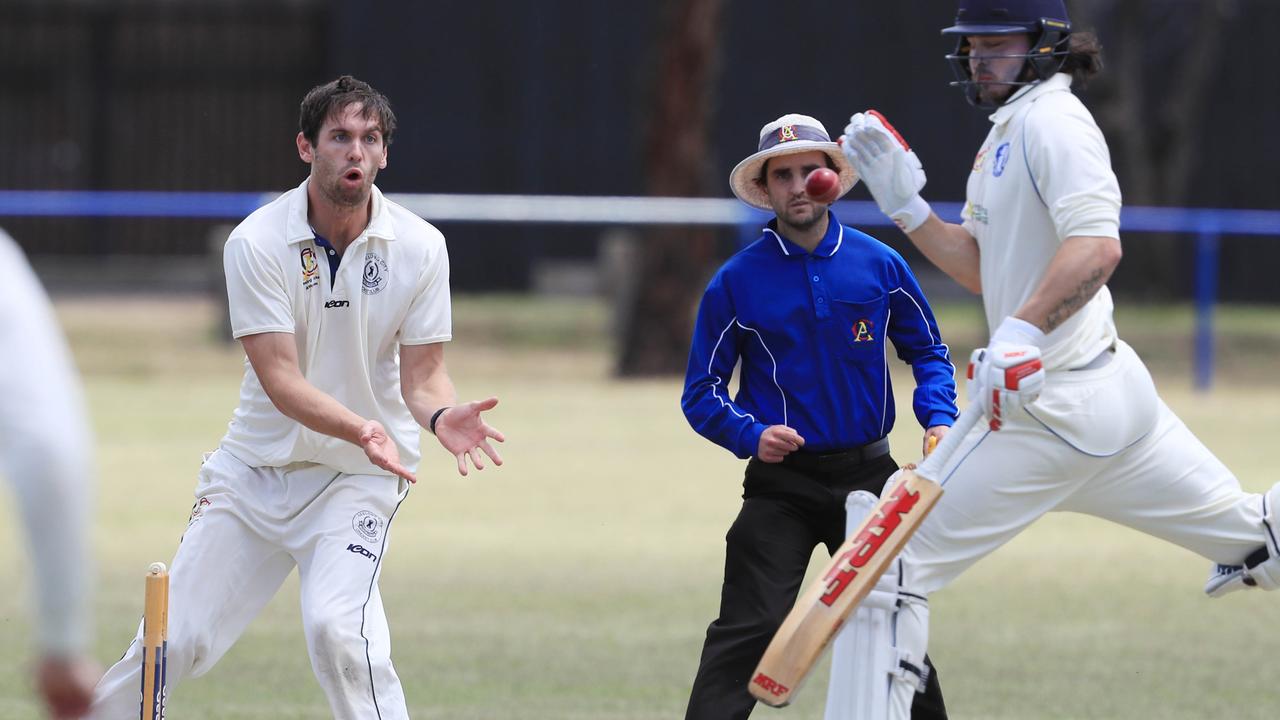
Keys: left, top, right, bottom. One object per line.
{"left": 852, "top": 319, "right": 875, "bottom": 343}
{"left": 993, "top": 142, "right": 1011, "bottom": 177}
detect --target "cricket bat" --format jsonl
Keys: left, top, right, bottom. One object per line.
{"left": 748, "top": 403, "right": 982, "bottom": 707}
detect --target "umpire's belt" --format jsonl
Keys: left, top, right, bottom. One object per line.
{"left": 781, "top": 437, "right": 890, "bottom": 472}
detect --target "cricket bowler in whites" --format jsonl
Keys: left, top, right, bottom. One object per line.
{"left": 88, "top": 75, "right": 505, "bottom": 718}
{"left": 680, "top": 113, "right": 956, "bottom": 720}
{"left": 828, "top": 0, "right": 1280, "bottom": 716}
{"left": 0, "top": 228, "right": 99, "bottom": 719}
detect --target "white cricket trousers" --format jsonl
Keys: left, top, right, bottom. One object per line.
{"left": 909, "top": 341, "right": 1266, "bottom": 592}
{"left": 879, "top": 342, "right": 1268, "bottom": 718}
{"left": 89, "top": 448, "right": 410, "bottom": 719}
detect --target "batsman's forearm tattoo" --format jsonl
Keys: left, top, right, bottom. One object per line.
{"left": 1045, "top": 267, "right": 1107, "bottom": 332}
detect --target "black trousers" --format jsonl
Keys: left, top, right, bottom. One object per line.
{"left": 684, "top": 452, "right": 948, "bottom": 720}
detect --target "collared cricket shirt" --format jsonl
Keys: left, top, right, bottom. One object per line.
{"left": 964, "top": 73, "right": 1122, "bottom": 370}
{"left": 220, "top": 179, "right": 451, "bottom": 475}
{"left": 682, "top": 211, "right": 957, "bottom": 459}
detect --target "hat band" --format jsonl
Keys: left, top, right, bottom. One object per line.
{"left": 758, "top": 124, "right": 831, "bottom": 152}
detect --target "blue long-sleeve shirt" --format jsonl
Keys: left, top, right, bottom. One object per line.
{"left": 682, "top": 211, "right": 958, "bottom": 459}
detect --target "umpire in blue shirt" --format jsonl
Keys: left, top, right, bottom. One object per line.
{"left": 681, "top": 113, "right": 956, "bottom": 719}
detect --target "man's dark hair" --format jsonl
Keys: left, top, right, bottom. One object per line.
{"left": 1061, "top": 31, "right": 1103, "bottom": 89}
{"left": 298, "top": 75, "right": 397, "bottom": 147}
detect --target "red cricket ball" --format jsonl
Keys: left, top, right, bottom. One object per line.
{"left": 804, "top": 167, "right": 840, "bottom": 204}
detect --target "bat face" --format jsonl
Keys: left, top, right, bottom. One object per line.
{"left": 748, "top": 470, "right": 941, "bottom": 707}
{"left": 820, "top": 481, "right": 925, "bottom": 607}
{"left": 748, "top": 404, "right": 980, "bottom": 708}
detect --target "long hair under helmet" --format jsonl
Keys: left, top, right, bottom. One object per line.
{"left": 942, "top": 0, "right": 1072, "bottom": 107}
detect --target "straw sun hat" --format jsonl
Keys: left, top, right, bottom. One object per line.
{"left": 728, "top": 113, "right": 858, "bottom": 211}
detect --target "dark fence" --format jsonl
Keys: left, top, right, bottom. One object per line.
{"left": 1, "top": 0, "right": 1278, "bottom": 299}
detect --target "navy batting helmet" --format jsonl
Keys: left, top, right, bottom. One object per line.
{"left": 941, "top": 0, "right": 1072, "bottom": 106}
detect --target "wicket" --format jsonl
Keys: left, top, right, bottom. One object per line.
{"left": 140, "top": 562, "right": 168, "bottom": 720}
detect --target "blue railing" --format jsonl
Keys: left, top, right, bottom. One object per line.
{"left": 1, "top": 191, "right": 1277, "bottom": 389}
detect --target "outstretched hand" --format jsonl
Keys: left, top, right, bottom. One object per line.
{"left": 359, "top": 420, "right": 417, "bottom": 483}
{"left": 434, "top": 397, "right": 506, "bottom": 476}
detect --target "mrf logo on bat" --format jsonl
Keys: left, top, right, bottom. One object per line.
{"left": 819, "top": 483, "right": 923, "bottom": 606}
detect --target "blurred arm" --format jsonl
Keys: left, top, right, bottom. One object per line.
{"left": 0, "top": 233, "right": 93, "bottom": 658}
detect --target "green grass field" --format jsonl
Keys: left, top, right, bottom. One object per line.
{"left": 2, "top": 295, "right": 1278, "bottom": 718}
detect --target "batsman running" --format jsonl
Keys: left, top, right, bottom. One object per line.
{"left": 88, "top": 75, "right": 505, "bottom": 719}
{"left": 680, "top": 113, "right": 957, "bottom": 720}
{"left": 827, "top": 0, "right": 1280, "bottom": 716}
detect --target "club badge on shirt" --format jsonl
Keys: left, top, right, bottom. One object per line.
{"left": 852, "top": 319, "right": 875, "bottom": 343}
{"left": 300, "top": 247, "right": 320, "bottom": 290}
{"left": 993, "top": 142, "right": 1011, "bottom": 177}
{"left": 363, "top": 252, "right": 389, "bottom": 295}
{"left": 972, "top": 146, "right": 989, "bottom": 173}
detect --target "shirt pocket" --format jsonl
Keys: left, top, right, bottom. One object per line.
{"left": 830, "top": 295, "right": 887, "bottom": 358}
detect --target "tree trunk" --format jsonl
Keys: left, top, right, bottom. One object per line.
{"left": 615, "top": 0, "right": 723, "bottom": 377}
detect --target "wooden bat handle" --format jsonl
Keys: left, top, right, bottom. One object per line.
{"left": 915, "top": 402, "right": 982, "bottom": 482}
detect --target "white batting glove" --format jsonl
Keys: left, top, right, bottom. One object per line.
{"left": 840, "top": 110, "right": 931, "bottom": 233}
{"left": 967, "top": 344, "right": 1045, "bottom": 431}
{"left": 988, "top": 315, "right": 1047, "bottom": 348}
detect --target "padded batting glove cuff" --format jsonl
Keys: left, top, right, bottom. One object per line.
{"left": 989, "top": 316, "right": 1046, "bottom": 349}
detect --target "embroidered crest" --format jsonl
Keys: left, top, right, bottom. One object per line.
{"left": 778, "top": 125, "right": 799, "bottom": 143}
{"left": 362, "top": 252, "right": 389, "bottom": 295}
{"left": 188, "top": 496, "right": 212, "bottom": 525}
{"left": 301, "top": 247, "right": 320, "bottom": 290}
{"left": 992, "top": 142, "right": 1011, "bottom": 177}
{"left": 852, "top": 319, "right": 875, "bottom": 343}
{"left": 353, "top": 510, "right": 384, "bottom": 542}
{"left": 972, "top": 146, "right": 989, "bottom": 173}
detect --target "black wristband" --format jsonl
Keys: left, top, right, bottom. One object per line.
{"left": 429, "top": 406, "right": 450, "bottom": 435}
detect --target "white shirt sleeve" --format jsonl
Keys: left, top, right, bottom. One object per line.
{"left": 398, "top": 234, "right": 452, "bottom": 345}
{"left": 1024, "top": 98, "right": 1123, "bottom": 241}
{"left": 0, "top": 230, "right": 93, "bottom": 655}
{"left": 224, "top": 234, "right": 295, "bottom": 338}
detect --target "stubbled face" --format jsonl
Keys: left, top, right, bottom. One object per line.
{"left": 759, "top": 150, "right": 830, "bottom": 232}
{"left": 297, "top": 103, "right": 388, "bottom": 208}
{"left": 966, "top": 34, "right": 1034, "bottom": 106}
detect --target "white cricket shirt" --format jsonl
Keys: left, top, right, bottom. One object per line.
{"left": 963, "top": 73, "right": 1122, "bottom": 370}
{"left": 220, "top": 179, "right": 451, "bottom": 475}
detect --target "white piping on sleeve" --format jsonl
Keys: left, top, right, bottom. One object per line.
{"left": 707, "top": 316, "right": 756, "bottom": 422}
{"left": 889, "top": 287, "right": 958, "bottom": 394}
{"left": 731, "top": 320, "right": 787, "bottom": 426}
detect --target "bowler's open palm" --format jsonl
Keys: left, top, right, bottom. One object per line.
{"left": 359, "top": 420, "right": 417, "bottom": 484}
{"left": 435, "top": 397, "right": 506, "bottom": 476}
